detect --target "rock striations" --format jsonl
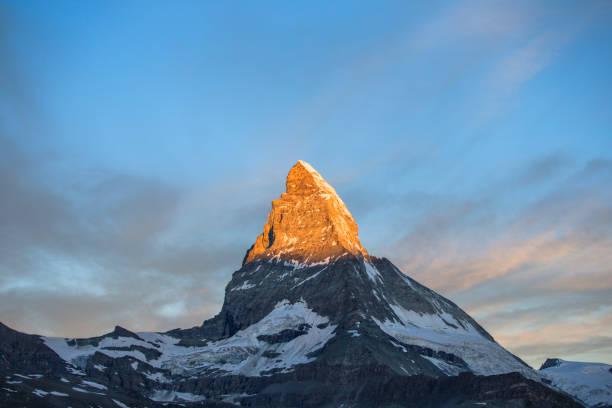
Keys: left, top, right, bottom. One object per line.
{"left": 244, "top": 160, "right": 368, "bottom": 265}
{"left": 0, "top": 161, "right": 588, "bottom": 408}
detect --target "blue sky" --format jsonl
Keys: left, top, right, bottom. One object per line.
{"left": 1, "top": 1, "right": 611, "bottom": 368}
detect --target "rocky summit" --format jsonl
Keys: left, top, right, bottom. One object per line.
{"left": 243, "top": 160, "right": 368, "bottom": 265}
{"left": 0, "top": 161, "right": 590, "bottom": 407}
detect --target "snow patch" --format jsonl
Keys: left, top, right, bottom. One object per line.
{"left": 67, "top": 366, "right": 85, "bottom": 376}
{"left": 82, "top": 380, "right": 107, "bottom": 390}
{"left": 32, "top": 389, "right": 48, "bottom": 397}
{"left": 162, "top": 299, "right": 336, "bottom": 377}
{"left": 390, "top": 339, "right": 407, "bottom": 353}
{"left": 231, "top": 281, "right": 256, "bottom": 291}
{"left": 540, "top": 359, "right": 612, "bottom": 406}
{"left": 72, "top": 386, "right": 103, "bottom": 395}
{"left": 374, "top": 303, "right": 533, "bottom": 377}
{"left": 364, "top": 262, "right": 382, "bottom": 284}
{"left": 150, "top": 389, "right": 206, "bottom": 402}
{"left": 144, "top": 371, "right": 171, "bottom": 383}
{"left": 392, "top": 265, "right": 415, "bottom": 289}
{"left": 222, "top": 393, "right": 255, "bottom": 404}
{"left": 291, "top": 265, "right": 328, "bottom": 289}
{"left": 421, "top": 355, "right": 464, "bottom": 376}
{"left": 44, "top": 333, "right": 163, "bottom": 369}
{"left": 113, "top": 399, "right": 131, "bottom": 408}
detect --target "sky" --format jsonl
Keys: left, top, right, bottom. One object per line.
{"left": 0, "top": 0, "right": 611, "bottom": 369}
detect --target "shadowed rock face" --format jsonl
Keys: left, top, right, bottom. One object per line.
{"left": 243, "top": 160, "right": 368, "bottom": 265}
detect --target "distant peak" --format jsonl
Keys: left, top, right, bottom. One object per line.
{"left": 110, "top": 325, "right": 142, "bottom": 340}
{"left": 539, "top": 358, "right": 565, "bottom": 370}
{"left": 243, "top": 161, "right": 368, "bottom": 265}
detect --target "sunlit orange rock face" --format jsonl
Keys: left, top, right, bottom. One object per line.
{"left": 243, "top": 160, "right": 368, "bottom": 265}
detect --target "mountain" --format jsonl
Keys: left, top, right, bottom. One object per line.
{"left": 0, "top": 160, "right": 584, "bottom": 407}
{"left": 539, "top": 358, "right": 612, "bottom": 407}
{"left": 0, "top": 322, "right": 199, "bottom": 408}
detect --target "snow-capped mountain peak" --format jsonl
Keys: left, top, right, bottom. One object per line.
{"left": 243, "top": 160, "right": 368, "bottom": 265}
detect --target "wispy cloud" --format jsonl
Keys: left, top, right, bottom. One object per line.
{"left": 408, "top": 0, "right": 531, "bottom": 49}
{"left": 0, "top": 138, "right": 269, "bottom": 337}
{"left": 475, "top": 1, "right": 612, "bottom": 122}
{"left": 496, "top": 313, "right": 612, "bottom": 367}
{"left": 381, "top": 157, "right": 612, "bottom": 366}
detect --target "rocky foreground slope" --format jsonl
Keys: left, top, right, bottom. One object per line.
{"left": 0, "top": 161, "right": 591, "bottom": 407}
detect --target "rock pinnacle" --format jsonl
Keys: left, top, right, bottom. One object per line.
{"left": 243, "top": 160, "right": 368, "bottom": 265}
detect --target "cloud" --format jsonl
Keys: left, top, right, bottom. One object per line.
{"left": 389, "top": 157, "right": 612, "bottom": 288}
{"left": 482, "top": 33, "right": 561, "bottom": 115}
{"left": 380, "top": 156, "right": 612, "bottom": 366}
{"left": 511, "top": 337, "right": 612, "bottom": 368}
{"left": 474, "top": 1, "right": 612, "bottom": 123}
{"left": 0, "top": 286, "right": 223, "bottom": 337}
{"left": 514, "top": 154, "right": 571, "bottom": 186}
{"left": 0, "top": 138, "right": 268, "bottom": 337}
{"left": 408, "top": 0, "right": 532, "bottom": 49}
{"left": 496, "top": 314, "right": 612, "bottom": 367}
